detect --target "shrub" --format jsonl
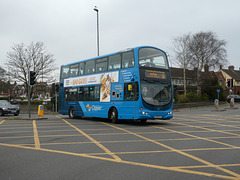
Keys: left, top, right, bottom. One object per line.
{"left": 177, "top": 91, "right": 209, "bottom": 103}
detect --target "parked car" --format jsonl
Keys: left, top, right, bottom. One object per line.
{"left": 227, "top": 95, "right": 240, "bottom": 103}
{"left": 0, "top": 100, "right": 20, "bottom": 116}
{"left": 10, "top": 99, "right": 21, "bottom": 104}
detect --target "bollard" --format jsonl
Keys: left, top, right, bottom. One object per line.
{"left": 38, "top": 105, "right": 44, "bottom": 117}
{"left": 214, "top": 99, "right": 219, "bottom": 111}
{"left": 230, "top": 98, "right": 235, "bottom": 109}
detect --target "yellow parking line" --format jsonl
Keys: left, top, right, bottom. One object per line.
{"left": 33, "top": 120, "right": 40, "bottom": 149}
{"left": 0, "top": 120, "right": 5, "bottom": 125}
{"left": 0, "top": 142, "right": 237, "bottom": 180}
{"left": 102, "top": 122, "right": 240, "bottom": 179}
{"left": 178, "top": 117, "right": 240, "bottom": 130}
{"left": 59, "top": 117, "right": 121, "bottom": 161}
{"left": 165, "top": 122, "right": 240, "bottom": 148}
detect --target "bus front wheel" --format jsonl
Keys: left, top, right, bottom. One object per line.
{"left": 69, "top": 107, "right": 75, "bottom": 119}
{"left": 110, "top": 108, "right": 119, "bottom": 124}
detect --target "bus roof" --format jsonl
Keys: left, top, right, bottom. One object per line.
{"left": 62, "top": 46, "right": 166, "bottom": 67}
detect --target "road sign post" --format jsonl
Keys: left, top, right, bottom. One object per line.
{"left": 214, "top": 99, "right": 219, "bottom": 111}
{"left": 217, "top": 89, "right": 220, "bottom": 100}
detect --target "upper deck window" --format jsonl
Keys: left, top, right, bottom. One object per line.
{"left": 139, "top": 48, "right": 168, "bottom": 69}
{"left": 122, "top": 51, "right": 134, "bottom": 69}
{"left": 109, "top": 54, "right": 121, "bottom": 70}
{"left": 61, "top": 66, "right": 70, "bottom": 78}
{"left": 96, "top": 58, "right": 108, "bottom": 73}
{"left": 69, "top": 64, "right": 79, "bottom": 77}
{"left": 79, "top": 62, "right": 85, "bottom": 76}
{"left": 85, "top": 60, "right": 95, "bottom": 74}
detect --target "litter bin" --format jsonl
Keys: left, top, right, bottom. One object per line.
{"left": 38, "top": 105, "right": 44, "bottom": 116}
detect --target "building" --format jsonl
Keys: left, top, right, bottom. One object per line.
{"left": 170, "top": 65, "right": 217, "bottom": 94}
{"left": 220, "top": 66, "right": 240, "bottom": 95}
{"left": 0, "top": 80, "right": 52, "bottom": 100}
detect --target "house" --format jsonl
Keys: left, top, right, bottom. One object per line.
{"left": 0, "top": 80, "right": 52, "bottom": 100}
{"left": 0, "top": 80, "right": 16, "bottom": 99}
{"left": 170, "top": 65, "right": 217, "bottom": 94}
{"left": 220, "top": 65, "right": 240, "bottom": 95}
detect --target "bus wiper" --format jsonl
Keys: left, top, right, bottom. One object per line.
{"left": 143, "top": 78, "right": 155, "bottom": 83}
{"left": 143, "top": 78, "right": 169, "bottom": 84}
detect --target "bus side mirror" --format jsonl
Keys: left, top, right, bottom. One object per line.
{"left": 128, "top": 84, "right": 133, "bottom": 91}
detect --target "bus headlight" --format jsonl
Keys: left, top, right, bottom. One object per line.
{"left": 142, "top": 111, "right": 145, "bottom": 115}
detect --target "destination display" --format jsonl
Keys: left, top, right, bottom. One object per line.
{"left": 145, "top": 70, "right": 166, "bottom": 79}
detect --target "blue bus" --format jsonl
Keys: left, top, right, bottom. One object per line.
{"left": 58, "top": 46, "right": 173, "bottom": 123}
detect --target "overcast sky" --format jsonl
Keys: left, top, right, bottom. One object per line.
{"left": 1, "top": 0, "right": 240, "bottom": 73}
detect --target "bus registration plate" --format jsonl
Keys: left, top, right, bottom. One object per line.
{"left": 155, "top": 116, "right": 162, "bottom": 119}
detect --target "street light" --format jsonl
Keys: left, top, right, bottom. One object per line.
{"left": 94, "top": 6, "right": 99, "bottom": 56}
{"left": 40, "top": 54, "right": 44, "bottom": 99}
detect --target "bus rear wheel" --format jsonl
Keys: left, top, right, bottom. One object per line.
{"left": 69, "top": 107, "right": 75, "bottom": 119}
{"left": 110, "top": 108, "right": 119, "bottom": 124}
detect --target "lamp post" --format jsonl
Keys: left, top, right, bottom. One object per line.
{"left": 94, "top": 6, "right": 99, "bottom": 56}
{"left": 41, "top": 54, "right": 44, "bottom": 99}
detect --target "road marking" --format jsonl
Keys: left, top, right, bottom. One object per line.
{"left": 0, "top": 142, "right": 238, "bottom": 180}
{"left": 33, "top": 120, "right": 40, "bottom": 149}
{"left": 0, "top": 127, "right": 33, "bottom": 130}
{"left": 102, "top": 122, "right": 240, "bottom": 179}
{"left": 1, "top": 116, "right": 240, "bottom": 179}
{"left": 164, "top": 121, "right": 240, "bottom": 148}
{"left": 58, "top": 117, "right": 121, "bottom": 161}
{"left": 177, "top": 117, "right": 240, "bottom": 130}
{"left": 0, "top": 120, "right": 5, "bottom": 125}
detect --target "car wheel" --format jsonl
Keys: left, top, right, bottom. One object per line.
{"left": 0, "top": 110, "right": 4, "bottom": 116}
{"left": 14, "top": 113, "right": 19, "bottom": 116}
{"left": 69, "top": 107, "right": 75, "bottom": 119}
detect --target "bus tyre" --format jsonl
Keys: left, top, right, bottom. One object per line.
{"left": 110, "top": 108, "right": 119, "bottom": 124}
{"left": 140, "top": 119, "right": 147, "bottom": 124}
{"left": 69, "top": 107, "right": 75, "bottom": 119}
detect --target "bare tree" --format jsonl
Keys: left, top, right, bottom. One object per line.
{"left": 189, "top": 31, "right": 227, "bottom": 94}
{"left": 172, "top": 33, "right": 191, "bottom": 96}
{"left": 5, "top": 42, "right": 57, "bottom": 97}
{"left": 0, "top": 66, "right": 7, "bottom": 82}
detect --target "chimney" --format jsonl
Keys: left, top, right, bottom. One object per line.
{"left": 220, "top": 65, "right": 222, "bottom": 70}
{"left": 204, "top": 64, "right": 209, "bottom": 72}
{"left": 228, "top": 65, "right": 234, "bottom": 70}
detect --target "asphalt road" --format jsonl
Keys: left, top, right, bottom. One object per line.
{"left": 0, "top": 103, "right": 240, "bottom": 180}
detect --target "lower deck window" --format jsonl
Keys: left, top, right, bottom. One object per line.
{"left": 65, "top": 86, "right": 100, "bottom": 101}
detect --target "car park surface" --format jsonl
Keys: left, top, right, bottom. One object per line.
{"left": 0, "top": 104, "right": 240, "bottom": 180}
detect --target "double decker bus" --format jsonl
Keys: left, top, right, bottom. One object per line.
{"left": 58, "top": 46, "right": 173, "bottom": 123}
